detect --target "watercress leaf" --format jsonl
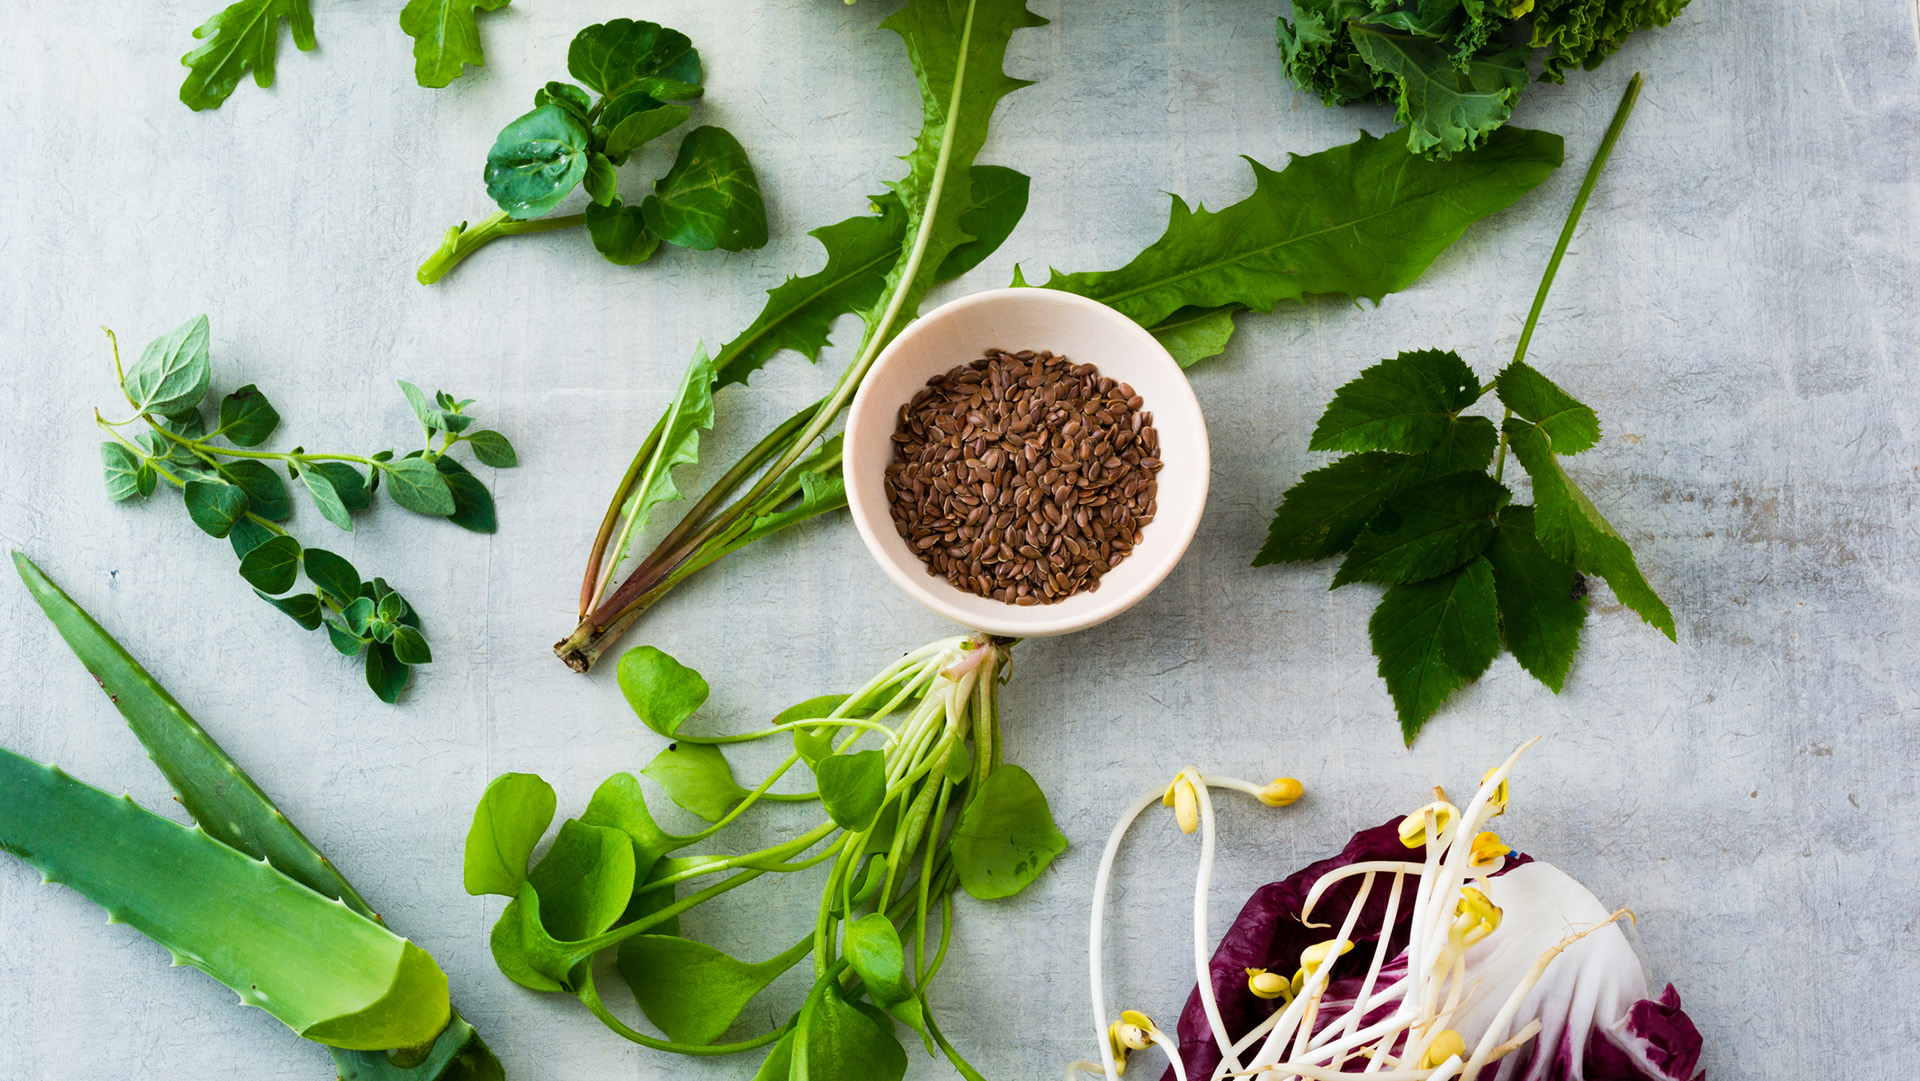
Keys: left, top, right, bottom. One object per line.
{"left": 933, "top": 165, "right": 1031, "bottom": 282}
{"left": 579, "top": 772, "right": 680, "bottom": 881}
{"left": 617, "top": 646, "right": 711, "bottom": 738}
{"left": 484, "top": 104, "right": 593, "bottom": 220}
{"left": 462, "top": 773, "right": 557, "bottom": 899}
{"left": 1504, "top": 419, "right": 1675, "bottom": 639}
{"left": 464, "top": 429, "right": 518, "bottom": 468}
{"left": 124, "top": 315, "right": 212, "bottom": 415}
{"left": 585, "top": 198, "right": 661, "bottom": 266}
{"left": 1257, "top": 452, "right": 1414, "bottom": 565}
{"left": 324, "top": 620, "right": 364, "bottom": 656}
{"left": 815, "top": 750, "right": 887, "bottom": 832}
{"left": 255, "top": 589, "right": 323, "bottom": 630}
{"left": 397, "top": 380, "right": 444, "bottom": 435}
{"left": 1029, "top": 126, "right": 1563, "bottom": 338}
{"left": 182, "top": 479, "right": 250, "bottom": 538}
{"left": 950, "top": 765, "right": 1067, "bottom": 899}
{"left": 642, "top": 743, "right": 750, "bottom": 823}
{"left": 526, "top": 819, "right": 637, "bottom": 943}
{"left": 1149, "top": 305, "right": 1239, "bottom": 369}
{"left": 775, "top": 694, "right": 852, "bottom": 727}
{"left": 179, "top": 0, "right": 315, "bottom": 111}
{"left": 364, "top": 641, "right": 410, "bottom": 703}
{"left": 792, "top": 980, "right": 908, "bottom": 1081}
{"left": 215, "top": 384, "right": 279, "bottom": 447}
{"left": 301, "top": 468, "right": 354, "bottom": 531}
{"left": 226, "top": 516, "right": 275, "bottom": 558}
{"left": 536, "top": 80, "right": 592, "bottom": 119}
{"left": 1370, "top": 556, "right": 1500, "bottom": 744}
{"left": 616, "top": 935, "right": 793, "bottom": 1045}
{"left": 608, "top": 347, "right": 717, "bottom": 565}
{"left": 1310, "top": 350, "right": 1484, "bottom": 454}
{"left": 1486, "top": 505, "right": 1585, "bottom": 692}
{"left": 641, "top": 127, "right": 769, "bottom": 252}
{"left": 792, "top": 727, "right": 836, "bottom": 769}
{"left": 398, "top": 0, "right": 510, "bottom": 89}
{"left": 301, "top": 547, "right": 360, "bottom": 605}
{"left": 603, "top": 102, "right": 692, "bottom": 162}
{"left": 1332, "top": 471, "right": 1509, "bottom": 587}
{"left": 220, "top": 459, "right": 293, "bottom": 522}
{"left": 567, "top": 18, "right": 701, "bottom": 97}
{"left": 582, "top": 152, "right": 619, "bottom": 207}
{"left": 489, "top": 893, "right": 564, "bottom": 992}
{"left": 843, "top": 913, "right": 910, "bottom": 1004}
{"left": 435, "top": 456, "right": 497, "bottom": 533}
{"left": 311, "top": 462, "right": 372, "bottom": 511}
{"left": 631, "top": 76, "right": 702, "bottom": 101}
{"left": 100, "top": 443, "right": 146, "bottom": 501}
{"left": 383, "top": 458, "right": 457, "bottom": 516}
{"left": 1348, "top": 26, "right": 1529, "bottom": 158}
{"left": 342, "top": 596, "right": 377, "bottom": 636}
{"left": 237, "top": 534, "right": 301, "bottom": 593}
{"left": 1494, "top": 360, "right": 1600, "bottom": 454}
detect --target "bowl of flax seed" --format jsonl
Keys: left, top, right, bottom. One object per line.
{"left": 843, "top": 288, "right": 1210, "bottom": 637}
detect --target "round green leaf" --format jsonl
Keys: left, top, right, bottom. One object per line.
{"left": 391, "top": 625, "right": 432, "bottom": 665}
{"left": 566, "top": 18, "right": 700, "bottom": 97}
{"left": 237, "top": 534, "right": 301, "bottom": 593}
{"left": 641, "top": 743, "right": 749, "bottom": 823}
{"left": 382, "top": 458, "right": 456, "bottom": 516}
{"left": 949, "top": 765, "right": 1068, "bottom": 899}
{"left": 123, "top": 315, "right": 212, "bottom": 415}
{"left": 343, "top": 596, "right": 377, "bottom": 636}
{"left": 793, "top": 982, "right": 907, "bottom": 1081}
{"left": 183, "top": 479, "right": 250, "bottom": 538}
{"left": 484, "top": 104, "right": 593, "bottom": 220}
{"left": 464, "top": 772, "right": 557, "bottom": 898}
{"left": 842, "top": 913, "right": 910, "bottom": 1004}
{"left": 641, "top": 127, "right": 769, "bottom": 252}
{"left": 603, "top": 102, "right": 691, "bottom": 160}
{"left": 616, "top": 646, "right": 710, "bottom": 738}
{"left": 217, "top": 384, "right": 281, "bottom": 446}
{"left": 617, "top": 935, "right": 789, "bottom": 1046}
{"left": 585, "top": 199, "right": 661, "bottom": 266}
{"left": 582, "top": 151, "right": 619, "bottom": 207}
{"left": 221, "top": 459, "right": 292, "bottom": 522}
{"left": 815, "top": 750, "right": 886, "bottom": 832}
{"left": 525, "top": 820, "right": 636, "bottom": 943}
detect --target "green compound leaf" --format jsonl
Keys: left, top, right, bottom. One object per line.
{"left": 464, "top": 430, "right": 518, "bottom": 468}
{"left": 617, "top": 645, "right": 711, "bottom": 738}
{"left": 815, "top": 750, "right": 886, "bottom": 832}
{"left": 616, "top": 935, "right": 800, "bottom": 1046}
{"left": 183, "top": 479, "right": 250, "bottom": 538}
{"left": 1504, "top": 419, "right": 1675, "bottom": 639}
{"left": 464, "top": 772, "right": 556, "bottom": 898}
{"left": 1348, "top": 26, "right": 1529, "bottom": 158}
{"left": 124, "top": 315, "right": 212, "bottom": 415}
{"left": 383, "top": 457, "right": 456, "bottom": 516}
{"left": 641, "top": 743, "right": 749, "bottom": 823}
{"left": 567, "top": 18, "right": 701, "bottom": 97}
{"left": 1310, "top": 349, "right": 1484, "bottom": 454}
{"left": 949, "top": 764, "right": 1067, "bottom": 900}
{"left": 1333, "top": 470, "right": 1510, "bottom": 587}
{"left": 179, "top": 0, "right": 316, "bottom": 111}
{"left": 641, "top": 127, "right": 769, "bottom": 252}
{"left": 484, "top": 104, "right": 593, "bottom": 221}
{"left": 100, "top": 443, "right": 147, "bottom": 502}
{"left": 301, "top": 547, "right": 360, "bottom": 606}
{"left": 1485, "top": 505, "right": 1586, "bottom": 693}
{"left": 256, "top": 589, "right": 323, "bottom": 630}
{"left": 237, "top": 534, "right": 301, "bottom": 593}
{"left": 1371, "top": 555, "right": 1500, "bottom": 744}
{"left": 585, "top": 198, "right": 661, "bottom": 266}
{"left": 1259, "top": 452, "right": 1417, "bottom": 565}
{"left": 216, "top": 384, "right": 280, "bottom": 446}
{"left": 398, "top": 0, "right": 510, "bottom": 89}
{"left": 1495, "top": 360, "right": 1601, "bottom": 455}
{"left": 221, "top": 459, "right": 292, "bottom": 522}
{"left": 435, "top": 456, "right": 497, "bottom": 533}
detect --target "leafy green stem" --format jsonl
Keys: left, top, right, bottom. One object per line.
{"left": 417, "top": 210, "right": 590, "bottom": 285}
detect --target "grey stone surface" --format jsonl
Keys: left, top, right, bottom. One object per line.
{"left": 0, "top": 0, "right": 1912, "bottom": 1077}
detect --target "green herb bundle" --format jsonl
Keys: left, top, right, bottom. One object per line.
{"left": 1256, "top": 77, "right": 1673, "bottom": 743}
{"left": 1277, "top": 0, "right": 1690, "bottom": 157}
{"left": 94, "top": 316, "right": 517, "bottom": 701}
{"left": 468, "top": 636, "right": 1063, "bottom": 1079}
{"left": 419, "top": 19, "right": 767, "bottom": 284}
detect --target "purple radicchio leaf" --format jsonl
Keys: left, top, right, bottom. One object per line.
{"left": 1580, "top": 985, "right": 1706, "bottom": 1081}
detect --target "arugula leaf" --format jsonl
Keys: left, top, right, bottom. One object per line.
{"left": 1485, "top": 505, "right": 1586, "bottom": 692}
{"left": 179, "top": 0, "right": 316, "bottom": 111}
{"left": 1310, "top": 349, "right": 1485, "bottom": 454}
{"left": 1495, "top": 360, "right": 1601, "bottom": 454}
{"left": 485, "top": 105, "right": 594, "bottom": 220}
{"left": 1333, "top": 471, "right": 1509, "bottom": 587}
{"left": 585, "top": 199, "right": 661, "bottom": 265}
{"left": 1028, "top": 126, "right": 1563, "bottom": 354}
{"left": 641, "top": 127, "right": 769, "bottom": 252}
{"left": 1348, "top": 27, "right": 1528, "bottom": 158}
{"left": 1369, "top": 556, "right": 1500, "bottom": 744}
{"left": 398, "top": 0, "right": 510, "bottom": 89}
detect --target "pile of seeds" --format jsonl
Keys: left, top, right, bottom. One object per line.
{"left": 885, "top": 348, "right": 1162, "bottom": 606}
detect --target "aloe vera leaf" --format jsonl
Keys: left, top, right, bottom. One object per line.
{"left": 0, "top": 750, "right": 452, "bottom": 1050}
{"left": 11, "top": 551, "right": 377, "bottom": 921}
{"left": 332, "top": 1009, "right": 504, "bottom": 1081}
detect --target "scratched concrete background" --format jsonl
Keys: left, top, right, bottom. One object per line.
{"left": 0, "top": 0, "right": 1913, "bottom": 1077}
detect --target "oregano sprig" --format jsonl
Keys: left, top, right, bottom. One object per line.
{"left": 94, "top": 315, "right": 519, "bottom": 702}
{"left": 1256, "top": 75, "right": 1673, "bottom": 744}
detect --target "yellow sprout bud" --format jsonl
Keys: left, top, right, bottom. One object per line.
{"left": 1166, "top": 774, "right": 1199, "bottom": 834}
{"left": 1257, "top": 777, "right": 1304, "bottom": 807}
{"left": 1468, "top": 831, "right": 1511, "bottom": 872}
{"left": 1396, "top": 800, "right": 1458, "bottom": 848}
{"left": 1299, "top": 938, "right": 1354, "bottom": 973}
{"left": 1421, "top": 1029, "right": 1468, "bottom": 1069}
{"left": 1454, "top": 886, "right": 1503, "bottom": 946}
{"left": 1245, "top": 968, "right": 1292, "bottom": 1001}
{"left": 1480, "top": 766, "right": 1511, "bottom": 816}
{"left": 1109, "top": 1011, "right": 1155, "bottom": 1065}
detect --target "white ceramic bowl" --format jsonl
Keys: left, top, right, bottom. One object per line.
{"left": 843, "top": 288, "right": 1210, "bottom": 637}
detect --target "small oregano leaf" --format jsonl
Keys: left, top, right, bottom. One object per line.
{"left": 465, "top": 429, "right": 518, "bottom": 467}
{"left": 255, "top": 589, "right": 323, "bottom": 630}
{"left": 124, "top": 315, "right": 212, "bottom": 415}
{"left": 217, "top": 384, "right": 280, "bottom": 446}
{"left": 301, "top": 547, "right": 360, "bottom": 605}
{"left": 236, "top": 534, "right": 301, "bottom": 593}
{"left": 182, "top": 479, "right": 250, "bottom": 538}
{"left": 383, "top": 457, "right": 457, "bottom": 516}
{"left": 100, "top": 443, "right": 146, "bottom": 501}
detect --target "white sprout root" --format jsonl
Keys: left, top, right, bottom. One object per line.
{"left": 1079, "top": 739, "right": 1620, "bottom": 1081}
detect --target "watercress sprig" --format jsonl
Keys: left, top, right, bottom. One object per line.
{"left": 466, "top": 635, "right": 1066, "bottom": 1080}
{"left": 94, "top": 315, "right": 518, "bottom": 701}
{"left": 1256, "top": 76, "right": 1674, "bottom": 744}
{"left": 418, "top": 18, "right": 767, "bottom": 284}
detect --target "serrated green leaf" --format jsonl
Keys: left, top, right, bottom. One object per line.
{"left": 300, "top": 467, "right": 354, "bottom": 531}
{"left": 100, "top": 443, "right": 146, "bottom": 502}
{"left": 1030, "top": 126, "right": 1562, "bottom": 327}
{"left": 567, "top": 18, "right": 701, "bottom": 97}
{"left": 1349, "top": 26, "right": 1529, "bottom": 158}
{"left": 1333, "top": 471, "right": 1509, "bottom": 586}
{"left": 435, "top": 456, "right": 497, "bottom": 533}
{"left": 183, "top": 479, "right": 250, "bottom": 538}
{"left": 641, "top": 743, "right": 750, "bottom": 823}
{"left": 216, "top": 384, "right": 280, "bottom": 446}
{"left": 464, "top": 430, "right": 517, "bottom": 468}
{"left": 1503, "top": 420, "right": 1675, "bottom": 639}
{"left": 1486, "top": 505, "right": 1585, "bottom": 692}
{"left": 1495, "top": 360, "right": 1600, "bottom": 454}
{"left": 179, "top": 0, "right": 316, "bottom": 111}
{"left": 237, "top": 534, "right": 301, "bottom": 593}
{"left": 485, "top": 104, "right": 593, "bottom": 220}
{"left": 383, "top": 458, "right": 456, "bottom": 516}
{"left": 1149, "top": 306, "right": 1238, "bottom": 368}
{"left": 398, "top": 0, "right": 509, "bottom": 89}
{"left": 221, "top": 459, "right": 292, "bottom": 522}
{"left": 1370, "top": 556, "right": 1500, "bottom": 744}
{"left": 585, "top": 198, "right": 660, "bottom": 266}
{"left": 641, "top": 127, "right": 768, "bottom": 252}
{"left": 124, "top": 315, "right": 212, "bottom": 415}
{"left": 1257, "top": 451, "right": 1415, "bottom": 564}
{"left": 933, "top": 165, "right": 1031, "bottom": 281}
{"left": 1310, "top": 349, "right": 1484, "bottom": 453}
